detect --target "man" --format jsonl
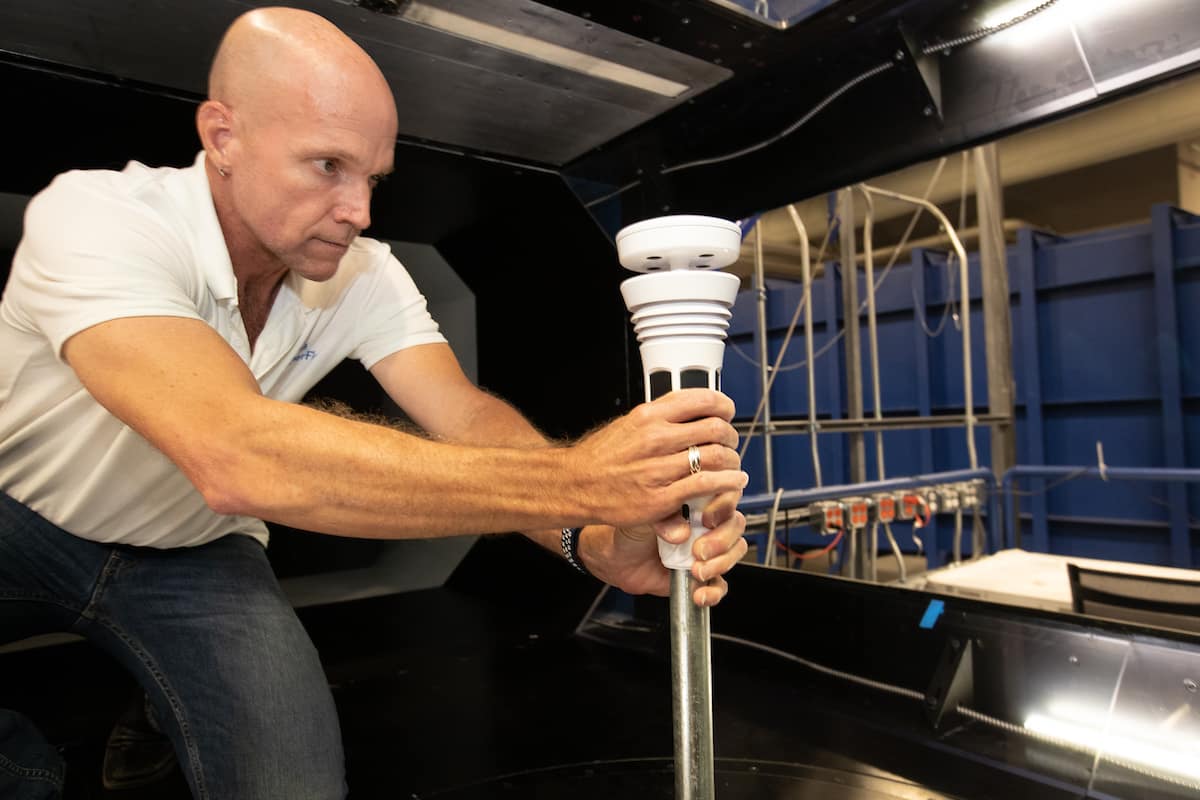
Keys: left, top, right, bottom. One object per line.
{"left": 0, "top": 7, "right": 748, "bottom": 799}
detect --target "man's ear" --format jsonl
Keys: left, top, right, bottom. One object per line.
{"left": 196, "top": 100, "right": 235, "bottom": 172}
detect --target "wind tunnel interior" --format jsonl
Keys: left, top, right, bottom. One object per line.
{"left": 3, "top": 0, "right": 1198, "bottom": 584}
{"left": 3, "top": 0, "right": 1200, "bottom": 797}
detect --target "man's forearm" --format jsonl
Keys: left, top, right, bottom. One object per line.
{"left": 428, "top": 390, "right": 587, "bottom": 556}
{"left": 211, "top": 397, "right": 588, "bottom": 538}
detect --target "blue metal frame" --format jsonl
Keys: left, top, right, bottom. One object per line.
{"left": 1001, "top": 465, "right": 1200, "bottom": 551}
{"left": 1150, "top": 205, "right": 1192, "bottom": 568}
{"left": 1013, "top": 229, "right": 1049, "bottom": 552}
{"left": 741, "top": 467, "right": 994, "bottom": 513}
{"left": 725, "top": 205, "right": 1200, "bottom": 567}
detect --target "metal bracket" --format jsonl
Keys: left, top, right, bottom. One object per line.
{"left": 924, "top": 635, "right": 973, "bottom": 730}
{"left": 897, "top": 24, "right": 943, "bottom": 123}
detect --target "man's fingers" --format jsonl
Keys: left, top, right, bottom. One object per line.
{"left": 692, "top": 575, "right": 729, "bottom": 608}
{"left": 666, "top": 417, "right": 740, "bottom": 451}
{"left": 699, "top": 490, "right": 741, "bottom": 528}
{"left": 650, "top": 388, "right": 735, "bottom": 424}
{"left": 692, "top": 530, "right": 748, "bottom": 583}
{"left": 676, "top": 444, "right": 740, "bottom": 480}
{"left": 673, "top": 469, "right": 748, "bottom": 503}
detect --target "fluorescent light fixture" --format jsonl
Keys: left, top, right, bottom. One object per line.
{"left": 1025, "top": 709, "right": 1200, "bottom": 784}
{"left": 400, "top": 2, "right": 690, "bottom": 98}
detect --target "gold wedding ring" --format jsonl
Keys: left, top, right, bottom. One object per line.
{"left": 688, "top": 445, "right": 702, "bottom": 475}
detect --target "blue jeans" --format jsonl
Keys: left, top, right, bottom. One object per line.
{"left": 0, "top": 491, "right": 347, "bottom": 799}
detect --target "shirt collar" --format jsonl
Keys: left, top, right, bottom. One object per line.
{"left": 180, "top": 151, "right": 238, "bottom": 304}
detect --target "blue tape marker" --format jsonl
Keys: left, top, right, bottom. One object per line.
{"left": 919, "top": 599, "right": 945, "bottom": 630}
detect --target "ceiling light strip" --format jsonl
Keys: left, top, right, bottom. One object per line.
{"left": 401, "top": 3, "right": 690, "bottom": 98}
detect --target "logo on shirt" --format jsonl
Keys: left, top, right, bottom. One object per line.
{"left": 292, "top": 343, "right": 317, "bottom": 362}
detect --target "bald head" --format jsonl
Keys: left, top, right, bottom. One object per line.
{"left": 197, "top": 8, "right": 399, "bottom": 283}
{"left": 208, "top": 7, "right": 396, "bottom": 130}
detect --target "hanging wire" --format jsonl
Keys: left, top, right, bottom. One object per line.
{"left": 660, "top": 62, "right": 895, "bottom": 177}
{"left": 729, "top": 154, "right": 951, "bottom": 377}
{"left": 912, "top": 152, "right": 967, "bottom": 338}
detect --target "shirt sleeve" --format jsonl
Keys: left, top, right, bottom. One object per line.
{"left": 349, "top": 243, "right": 447, "bottom": 369}
{"left": 4, "top": 171, "right": 204, "bottom": 359}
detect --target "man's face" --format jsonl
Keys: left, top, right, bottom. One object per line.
{"left": 228, "top": 101, "right": 396, "bottom": 282}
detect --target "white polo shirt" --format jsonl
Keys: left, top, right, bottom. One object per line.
{"left": 0, "top": 152, "right": 446, "bottom": 548}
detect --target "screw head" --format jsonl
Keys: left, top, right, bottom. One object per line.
{"left": 1185, "top": 678, "right": 1198, "bottom": 693}
{"left": 923, "top": 105, "right": 934, "bottom": 117}
{"left": 895, "top": 49, "right": 905, "bottom": 61}
{"left": 1068, "top": 655, "right": 1079, "bottom": 666}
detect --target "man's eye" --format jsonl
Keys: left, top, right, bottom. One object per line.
{"left": 315, "top": 159, "right": 337, "bottom": 175}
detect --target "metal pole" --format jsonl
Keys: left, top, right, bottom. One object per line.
{"left": 974, "top": 145, "right": 1017, "bottom": 486}
{"left": 785, "top": 205, "right": 823, "bottom": 487}
{"left": 738, "top": 467, "right": 994, "bottom": 514}
{"left": 837, "top": 188, "right": 867, "bottom": 578}
{"left": 670, "top": 570, "right": 714, "bottom": 800}
{"left": 753, "top": 224, "right": 776, "bottom": 498}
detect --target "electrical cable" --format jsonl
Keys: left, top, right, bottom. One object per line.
{"left": 952, "top": 507, "right": 964, "bottom": 564}
{"left": 661, "top": 62, "right": 895, "bottom": 177}
{"left": 728, "top": 155, "right": 949, "bottom": 376}
{"left": 972, "top": 509, "right": 986, "bottom": 558}
{"left": 765, "top": 487, "right": 785, "bottom": 568}
{"left": 584, "top": 62, "right": 894, "bottom": 208}
{"left": 860, "top": 183, "right": 977, "bottom": 471}
{"left": 735, "top": 206, "right": 839, "bottom": 460}
{"left": 882, "top": 522, "right": 907, "bottom": 583}
{"left": 789, "top": 202, "right": 823, "bottom": 489}
{"left": 784, "top": 527, "right": 845, "bottom": 561}
{"left": 912, "top": 152, "right": 967, "bottom": 338}
{"left": 858, "top": 187, "right": 887, "bottom": 492}
{"left": 584, "top": 0, "right": 1061, "bottom": 210}
{"left": 922, "top": 0, "right": 1061, "bottom": 54}
{"left": 869, "top": 521, "right": 879, "bottom": 581}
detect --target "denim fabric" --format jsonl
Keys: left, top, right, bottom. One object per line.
{"left": 0, "top": 491, "right": 346, "bottom": 799}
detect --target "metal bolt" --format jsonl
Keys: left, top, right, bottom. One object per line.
{"left": 1068, "top": 655, "right": 1079, "bottom": 666}
{"left": 1186, "top": 678, "right": 1198, "bottom": 693}
{"left": 923, "top": 105, "right": 934, "bottom": 117}
{"left": 895, "top": 49, "right": 905, "bottom": 61}
{"left": 847, "top": 14, "right": 857, "bottom": 23}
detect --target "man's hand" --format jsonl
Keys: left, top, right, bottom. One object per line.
{"left": 566, "top": 389, "right": 747, "bottom": 530}
{"left": 579, "top": 490, "right": 748, "bottom": 607}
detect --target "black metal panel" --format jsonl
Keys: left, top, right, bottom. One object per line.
{"left": 0, "top": 0, "right": 730, "bottom": 166}
{"left": 559, "top": 0, "right": 1200, "bottom": 231}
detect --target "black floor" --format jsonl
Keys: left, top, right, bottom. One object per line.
{"left": 2, "top": 537, "right": 1091, "bottom": 799}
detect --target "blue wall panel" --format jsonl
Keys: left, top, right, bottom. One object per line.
{"left": 1037, "top": 281, "right": 1159, "bottom": 404}
{"left": 727, "top": 205, "right": 1200, "bottom": 567}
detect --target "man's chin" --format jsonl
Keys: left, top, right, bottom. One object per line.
{"left": 287, "top": 256, "right": 342, "bottom": 282}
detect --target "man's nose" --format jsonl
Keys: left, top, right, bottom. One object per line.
{"left": 333, "top": 179, "right": 372, "bottom": 231}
